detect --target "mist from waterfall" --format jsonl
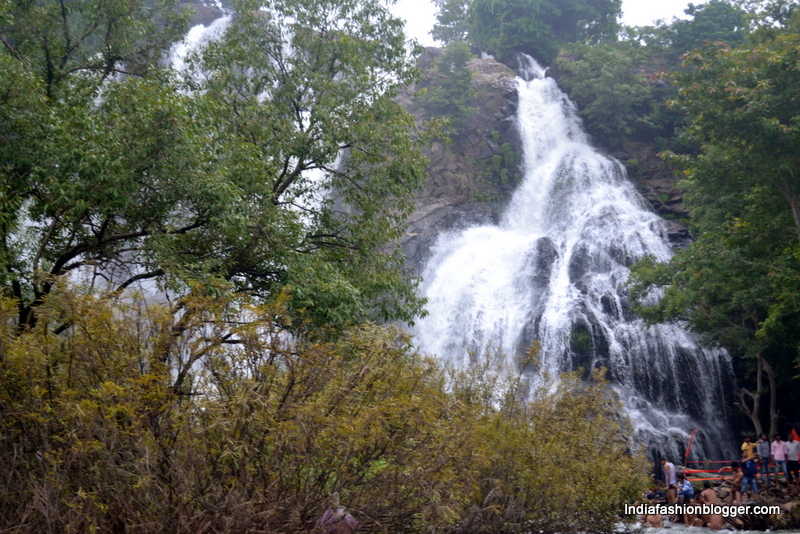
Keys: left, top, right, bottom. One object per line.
{"left": 413, "top": 54, "right": 735, "bottom": 461}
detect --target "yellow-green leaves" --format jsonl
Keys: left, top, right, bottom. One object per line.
{"left": 0, "top": 287, "right": 649, "bottom": 533}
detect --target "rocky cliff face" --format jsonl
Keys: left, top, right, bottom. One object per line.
{"left": 610, "top": 142, "right": 693, "bottom": 248}
{"left": 397, "top": 49, "right": 521, "bottom": 274}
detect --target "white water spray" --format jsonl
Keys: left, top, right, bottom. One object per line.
{"left": 414, "top": 55, "right": 734, "bottom": 460}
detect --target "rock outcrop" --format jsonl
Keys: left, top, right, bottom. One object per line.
{"left": 397, "top": 49, "right": 522, "bottom": 274}
{"left": 183, "top": 2, "right": 225, "bottom": 27}
{"left": 611, "top": 142, "right": 693, "bottom": 249}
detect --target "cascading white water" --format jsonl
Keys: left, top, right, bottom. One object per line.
{"left": 414, "top": 55, "right": 735, "bottom": 461}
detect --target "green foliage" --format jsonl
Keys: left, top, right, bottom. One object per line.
{"left": 668, "top": 0, "right": 749, "bottom": 58}
{"left": 419, "top": 41, "right": 476, "bottom": 130}
{"left": 628, "top": 11, "right": 800, "bottom": 428}
{"left": 465, "top": 0, "right": 621, "bottom": 63}
{"left": 570, "top": 326, "right": 593, "bottom": 354}
{"left": 0, "top": 287, "right": 649, "bottom": 533}
{"left": 0, "top": 0, "right": 428, "bottom": 336}
{"left": 555, "top": 42, "right": 679, "bottom": 147}
{"left": 656, "top": 27, "right": 800, "bottom": 354}
{"left": 553, "top": 1, "right": 751, "bottom": 148}
{"left": 491, "top": 154, "right": 502, "bottom": 173}
{"left": 431, "top": 0, "right": 471, "bottom": 43}
{"left": 621, "top": 0, "right": 749, "bottom": 61}
{"left": 500, "top": 142, "right": 517, "bottom": 167}
{"left": 0, "top": 0, "right": 189, "bottom": 99}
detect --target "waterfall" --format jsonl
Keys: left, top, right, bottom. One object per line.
{"left": 413, "top": 55, "right": 735, "bottom": 461}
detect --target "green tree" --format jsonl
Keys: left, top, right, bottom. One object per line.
{"left": 552, "top": 1, "right": 751, "bottom": 148}
{"left": 418, "top": 41, "right": 476, "bottom": 130}
{"left": 466, "top": 0, "right": 622, "bottom": 63}
{"left": 619, "top": 0, "right": 749, "bottom": 62}
{"left": 555, "top": 42, "right": 675, "bottom": 147}
{"left": 431, "top": 0, "right": 471, "bottom": 43}
{"left": 668, "top": 0, "right": 749, "bottom": 59}
{"left": 0, "top": 0, "right": 428, "bottom": 336}
{"left": 628, "top": 17, "right": 800, "bottom": 435}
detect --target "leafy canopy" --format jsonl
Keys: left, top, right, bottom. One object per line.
{"left": 431, "top": 0, "right": 622, "bottom": 63}
{"left": 554, "top": 42, "right": 670, "bottom": 147}
{"left": 0, "top": 0, "right": 428, "bottom": 335}
{"left": 628, "top": 6, "right": 800, "bottom": 413}
{"left": 417, "top": 41, "right": 476, "bottom": 131}
{"left": 468, "top": 0, "right": 622, "bottom": 62}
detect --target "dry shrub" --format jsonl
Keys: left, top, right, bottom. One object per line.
{"left": 0, "top": 286, "right": 647, "bottom": 533}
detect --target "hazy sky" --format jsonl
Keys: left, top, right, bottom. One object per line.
{"left": 390, "top": 0, "right": 694, "bottom": 47}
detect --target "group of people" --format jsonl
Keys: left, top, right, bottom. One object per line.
{"left": 642, "top": 464, "right": 724, "bottom": 530}
{"left": 639, "top": 434, "right": 800, "bottom": 530}
{"left": 740, "top": 432, "right": 800, "bottom": 487}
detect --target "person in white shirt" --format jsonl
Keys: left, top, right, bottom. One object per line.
{"left": 660, "top": 457, "right": 677, "bottom": 505}
{"left": 786, "top": 433, "right": 800, "bottom": 486}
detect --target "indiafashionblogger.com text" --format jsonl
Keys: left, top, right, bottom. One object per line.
{"left": 625, "top": 504, "right": 782, "bottom": 519}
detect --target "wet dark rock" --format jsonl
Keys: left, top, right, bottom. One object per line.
{"left": 399, "top": 49, "right": 521, "bottom": 275}
{"left": 613, "top": 141, "right": 689, "bottom": 221}
{"left": 662, "top": 219, "right": 694, "bottom": 249}
{"left": 568, "top": 247, "right": 589, "bottom": 284}
{"left": 532, "top": 237, "right": 558, "bottom": 286}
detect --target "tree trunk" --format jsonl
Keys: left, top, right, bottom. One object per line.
{"left": 735, "top": 355, "right": 763, "bottom": 436}
{"left": 761, "top": 356, "right": 778, "bottom": 439}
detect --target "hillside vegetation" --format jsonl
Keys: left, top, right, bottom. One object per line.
{"left": 0, "top": 0, "right": 652, "bottom": 530}
{"left": 4, "top": 0, "right": 800, "bottom": 528}
{"left": 0, "top": 287, "right": 647, "bottom": 532}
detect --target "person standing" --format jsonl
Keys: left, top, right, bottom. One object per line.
{"left": 728, "top": 461, "right": 743, "bottom": 505}
{"left": 772, "top": 433, "right": 789, "bottom": 483}
{"left": 741, "top": 436, "right": 757, "bottom": 460}
{"left": 740, "top": 452, "right": 759, "bottom": 500}
{"left": 786, "top": 433, "right": 800, "bottom": 486}
{"left": 661, "top": 458, "right": 677, "bottom": 505}
{"left": 756, "top": 432, "right": 771, "bottom": 485}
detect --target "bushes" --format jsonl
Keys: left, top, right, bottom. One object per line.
{"left": 0, "top": 287, "right": 647, "bottom": 533}
{"left": 554, "top": 43, "right": 680, "bottom": 148}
